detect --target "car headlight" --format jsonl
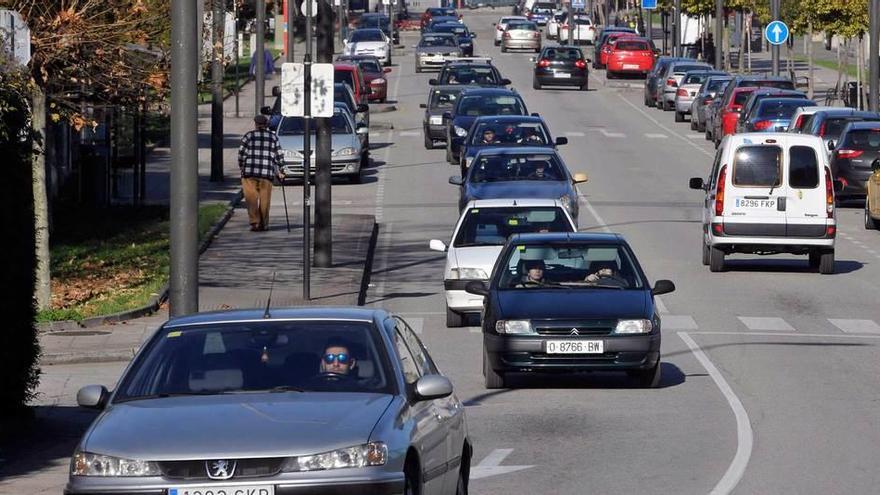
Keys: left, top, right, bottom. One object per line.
{"left": 282, "top": 442, "right": 387, "bottom": 472}
{"left": 495, "top": 320, "right": 535, "bottom": 335}
{"left": 333, "top": 147, "right": 357, "bottom": 157}
{"left": 284, "top": 149, "right": 304, "bottom": 160}
{"left": 454, "top": 126, "right": 468, "bottom": 137}
{"left": 559, "top": 194, "right": 573, "bottom": 211}
{"left": 450, "top": 267, "right": 489, "bottom": 280}
{"left": 614, "top": 319, "right": 653, "bottom": 334}
{"left": 71, "top": 451, "right": 161, "bottom": 477}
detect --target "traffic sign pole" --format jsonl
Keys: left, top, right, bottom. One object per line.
{"left": 771, "top": 0, "right": 780, "bottom": 76}
{"left": 715, "top": 0, "right": 723, "bottom": 70}
{"left": 303, "top": 0, "right": 313, "bottom": 301}
{"left": 870, "top": 0, "right": 879, "bottom": 112}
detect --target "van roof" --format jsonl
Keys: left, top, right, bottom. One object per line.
{"left": 723, "top": 132, "right": 826, "bottom": 149}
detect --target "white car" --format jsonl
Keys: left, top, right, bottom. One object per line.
{"left": 429, "top": 199, "right": 577, "bottom": 327}
{"left": 689, "top": 133, "right": 837, "bottom": 274}
{"left": 546, "top": 11, "right": 566, "bottom": 40}
{"left": 493, "top": 16, "right": 527, "bottom": 46}
{"left": 788, "top": 105, "right": 849, "bottom": 134}
{"left": 343, "top": 28, "right": 392, "bottom": 65}
{"left": 559, "top": 15, "right": 596, "bottom": 45}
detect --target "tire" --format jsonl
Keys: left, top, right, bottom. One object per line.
{"left": 483, "top": 347, "right": 505, "bottom": 389}
{"left": 404, "top": 459, "right": 421, "bottom": 495}
{"left": 809, "top": 249, "right": 821, "bottom": 268}
{"left": 607, "top": 70, "right": 615, "bottom": 79}
{"left": 655, "top": 97, "right": 664, "bottom": 109}
{"left": 581, "top": 79, "right": 589, "bottom": 91}
{"left": 349, "top": 171, "right": 363, "bottom": 184}
{"left": 501, "top": 45, "right": 507, "bottom": 53}
{"left": 446, "top": 306, "right": 464, "bottom": 328}
{"left": 675, "top": 111, "right": 684, "bottom": 122}
{"left": 819, "top": 249, "right": 835, "bottom": 274}
{"left": 415, "top": 65, "right": 422, "bottom": 73}
{"left": 866, "top": 198, "right": 877, "bottom": 229}
{"left": 494, "top": 40, "right": 500, "bottom": 46}
{"left": 701, "top": 238, "right": 710, "bottom": 266}
{"left": 455, "top": 448, "right": 470, "bottom": 495}
{"left": 533, "top": 77, "right": 541, "bottom": 90}
{"left": 446, "top": 145, "right": 455, "bottom": 165}
{"left": 423, "top": 130, "right": 433, "bottom": 150}
{"left": 630, "top": 360, "right": 661, "bottom": 388}
{"left": 705, "top": 128, "right": 712, "bottom": 140}
{"left": 708, "top": 246, "right": 725, "bottom": 272}
{"left": 690, "top": 118, "right": 697, "bottom": 130}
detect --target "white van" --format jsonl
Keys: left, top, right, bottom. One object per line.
{"left": 689, "top": 133, "right": 838, "bottom": 273}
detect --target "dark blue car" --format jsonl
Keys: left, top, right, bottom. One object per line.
{"left": 430, "top": 22, "right": 476, "bottom": 56}
{"left": 458, "top": 115, "right": 567, "bottom": 175}
{"left": 464, "top": 232, "right": 676, "bottom": 389}
{"left": 443, "top": 87, "right": 530, "bottom": 164}
{"left": 449, "top": 147, "right": 586, "bottom": 221}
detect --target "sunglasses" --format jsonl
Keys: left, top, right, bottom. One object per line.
{"left": 323, "top": 353, "right": 351, "bottom": 365}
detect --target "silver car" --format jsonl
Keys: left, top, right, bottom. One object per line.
{"left": 501, "top": 20, "right": 541, "bottom": 53}
{"left": 415, "top": 33, "right": 462, "bottom": 73}
{"left": 66, "top": 307, "right": 471, "bottom": 495}
{"left": 673, "top": 70, "right": 727, "bottom": 122}
{"left": 277, "top": 106, "right": 369, "bottom": 183}
{"left": 493, "top": 16, "right": 527, "bottom": 46}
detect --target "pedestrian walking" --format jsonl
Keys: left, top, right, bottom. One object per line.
{"left": 249, "top": 48, "right": 276, "bottom": 79}
{"left": 238, "top": 115, "right": 285, "bottom": 232}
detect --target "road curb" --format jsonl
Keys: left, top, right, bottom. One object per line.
{"left": 358, "top": 221, "right": 380, "bottom": 306}
{"left": 41, "top": 349, "right": 139, "bottom": 366}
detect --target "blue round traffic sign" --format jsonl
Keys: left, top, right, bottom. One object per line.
{"left": 765, "top": 20, "right": 789, "bottom": 46}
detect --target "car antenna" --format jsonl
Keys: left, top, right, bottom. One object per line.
{"left": 263, "top": 272, "right": 276, "bottom": 319}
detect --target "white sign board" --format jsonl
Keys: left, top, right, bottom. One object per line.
{"left": 281, "top": 62, "right": 335, "bottom": 118}
{"left": 302, "top": 0, "right": 319, "bottom": 17}
{"left": 0, "top": 9, "right": 31, "bottom": 66}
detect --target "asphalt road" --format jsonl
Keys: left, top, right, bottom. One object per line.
{"left": 361, "top": 10, "right": 880, "bottom": 494}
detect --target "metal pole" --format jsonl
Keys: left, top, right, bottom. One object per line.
{"left": 870, "top": 0, "right": 879, "bottom": 111}
{"left": 303, "top": 0, "right": 313, "bottom": 301}
{"left": 234, "top": 0, "right": 240, "bottom": 118}
{"left": 715, "top": 0, "right": 723, "bottom": 70}
{"left": 771, "top": 0, "right": 779, "bottom": 76}
{"left": 672, "top": 0, "right": 679, "bottom": 57}
{"left": 211, "top": 0, "right": 225, "bottom": 182}
{"left": 315, "top": 0, "right": 333, "bottom": 268}
{"left": 170, "top": 0, "right": 199, "bottom": 316}
{"left": 255, "top": 0, "right": 266, "bottom": 116}
{"left": 646, "top": 8, "right": 652, "bottom": 43}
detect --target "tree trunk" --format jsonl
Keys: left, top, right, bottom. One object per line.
{"left": 32, "top": 86, "right": 51, "bottom": 311}
{"left": 836, "top": 36, "right": 844, "bottom": 98}
{"left": 737, "top": 12, "right": 745, "bottom": 73}
{"left": 807, "top": 22, "right": 814, "bottom": 99}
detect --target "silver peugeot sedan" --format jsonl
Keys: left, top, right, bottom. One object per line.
{"left": 501, "top": 20, "right": 541, "bottom": 53}
{"left": 66, "top": 308, "right": 471, "bottom": 495}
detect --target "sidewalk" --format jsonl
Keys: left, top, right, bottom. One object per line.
{"left": 37, "top": 67, "right": 378, "bottom": 366}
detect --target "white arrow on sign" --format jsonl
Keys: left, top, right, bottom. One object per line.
{"left": 771, "top": 24, "right": 783, "bottom": 43}
{"left": 470, "top": 449, "right": 534, "bottom": 480}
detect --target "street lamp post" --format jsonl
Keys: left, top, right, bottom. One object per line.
{"left": 255, "top": 0, "right": 266, "bottom": 116}
{"left": 715, "top": 0, "right": 723, "bottom": 70}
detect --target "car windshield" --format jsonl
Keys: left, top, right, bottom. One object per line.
{"left": 468, "top": 153, "right": 565, "bottom": 182}
{"left": 113, "top": 321, "right": 395, "bottom": 401}
{"left": 430, "top": 88, "right": 461, "bottom": 109}
{"left": 278, "top": 113, "right": 352, "bottom": 135}
{"left": 508, "top": 22, "right": 538, "bottom": 31}
{"left": 498, "top": 243, "right": 643, "bottom": 289}
{"left": 420, "top": 35, "right": 457, "bottom": 47}
{"left": 843, "top": 128, "right": 880, "bottom": 149}
{"left": 434, "top": 24, "right": 468, "bottom": 35}
{"left": 350, "top": 30, "right": 384, "bottom": 42}
{"left": 442, "top": 67, "right": 499, "bottom": 85}
{"left": 757, "top": 100, "right": 814, "bottom": 119}
{"left": 454, "top": 207, "right": 573, "bottom": 247}
{"left": 543, "top": 47, "right": 583, "bottom": 61}
{"left": 532, "top": 7, "right": 553, "bottom": 14}
{"left": 457, "top": 94, "right": 526, "bottom": 117}
{"left": 615, "top": 40, "right": 650, "bottom": 51}
{"left": 824, "top": 117, "right": 880, "bottom": 140}
{"left": 469, "top": 121, "right": 549, "bottom": 145}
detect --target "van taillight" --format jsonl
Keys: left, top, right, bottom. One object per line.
{"left": 825, "top": 167, "right": 834, "bottom": 218}
{"left": 753, "top": 120, "right": 773, "bottom": 131}
{"left": 818, "top": 121, "right": 827, "bottom": 136}
{"left": 715, "top": 165, "right": 727, "bottom": 217}
{"left": 793, "top": 115, "right": 805, "bottom": 130}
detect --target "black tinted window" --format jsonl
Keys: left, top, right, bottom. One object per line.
{"left": 757, "top": 100, "right": 814, "bottom": 119}
{"left": 843, "top": 128, "right": 880, "bottom": 149}
{"left": 732, "top": 146, "right": 781, "bottom": 187}
{"left": 789, "top": 146, "right": 820, "bottom": 189}
{"left": 453, "top": 207, "right": 573, "bottom": 247}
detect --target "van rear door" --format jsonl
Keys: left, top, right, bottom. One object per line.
{"left": 785, "top": 141, "right": 829, "bottom": 237}
{"left": 723, "top": 141, "right": 787, "bottom": 236}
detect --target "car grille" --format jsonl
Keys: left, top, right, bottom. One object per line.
{"left": 283, "top": 161, "right": 350, "bottom": 174}
{"left": 528, "top": 352, "right": 620, "bottom": 364}
{"left": 159, "top": 458, "right": 284, "bottom": 480}
{"left": 533, "top": 319, "right": 616, "bottom": 336}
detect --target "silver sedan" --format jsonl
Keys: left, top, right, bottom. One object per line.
{"left": 66, "top": 307, "right": 471, "bottom": 495}
{"left": 501, "top": 21, "right": 542, "bottom": 53}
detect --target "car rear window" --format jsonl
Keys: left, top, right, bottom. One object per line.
{"left": 824, "top": 117, "right": 880, "bottom": 140}
{"left": 616, "top": 40, "right": 649, "bottom": 51}
{"left": 733, "top": 90, "right": 755, "bottom": 106}
{"left": 788, "top": 146, "right": 820, "bottom": 189}
{"left": 543, "top": 47, "right": 583, "bottom": 60}
{"left": 732, "top": 145, "right": 781, "bottom": 187}
{"left": 843, "top": 128, "right": 880, "bottom": 149}
{"left": 739, "top": 79, "right": 795, "bottom": 90}
{"left": 453, "top": 207, "right": 573, "bottom": 247}
{"left": 757, "top": 100, "right": 814, "bottom": 119}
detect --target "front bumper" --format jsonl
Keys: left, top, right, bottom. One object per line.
{"left": 280, "top": 158, "right": 361, "bottom": 178}
{"left": 65, "top": 476, "right": 406, "bottom": 495}
{"left": 484, "top": 333, "right": 660, "bottom": 373}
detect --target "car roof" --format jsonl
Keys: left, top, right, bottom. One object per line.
{"left": 734, "top": 75, "right": 793, "bottom": 82}
{"left": 473, "top": 146, "right": 557, "bottom": 156}
{"left": 843, "top": 121, "right": 880, "bottom": 131}
{"left": 164, "top": 307, "right": 388, "bottom": 329}
{"left": 333, "top": 62, "right": 358, "bottom": 70}
{"left": 812, "top": 109, "right": 880, "bottom": 118}
{"left": 445, "top": 61, "right": 493, "bottom": 69}
{"left": 509, "top": 232, "right": 625, "bottom": 244}
{"left": 725, "top": 132, "right": 825, "bottom": 147}
{"left": 467, "top": 198, "right": 564, "bottom": 208}
{"left": 459, "top": 87, "right": 518, "bottom": 96}
{"left": 432, "top": 84, "right": 465, "bottom": 91}
{"left": 757, "top": 97, "right": 813, "bottom": 105}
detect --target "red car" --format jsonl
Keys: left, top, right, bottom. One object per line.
{"left": 605, "top": 37, "right": 655, "bottom": 78}
{"left": 717, "top": 86, "right": 757, "bottom": 144}
{"left": 598, "top": 32, "right": 638, "bottom": 68}
{"left": 333, "top": 62, "right": 370, "bottom": 107}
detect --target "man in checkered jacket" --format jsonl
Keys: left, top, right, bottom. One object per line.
{"left": 238, "top": 115, "right": 285, "bottom": 231}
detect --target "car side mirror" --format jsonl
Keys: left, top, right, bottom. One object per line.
{"left": 652, "top": 279, "right": 676, "bottom": 296}
{"left": 442, "top": 111, "right": 452, "bottom": 120}
{"left": 260, "top": 106, "right": 272, "bottom": 116}
{"left": 429, "top": 79, "right": 439, "bottom": 85}
{"left": 471, "top": 33, "right": 477, "bottom": 38}
{"left": 384, "top": 67, "right": 392, "bottom": 73}
{"left": 833, "top": 180, "right": 844, "bottom": 193}
{"left": 555, "top": 136, "right": 568, "bottom": 146}
{"left": 356, "top": 126, "right": 369, "bottom": 135}
{"left": 872, "top": 159, "right": 880, "bottom": 172}
{"left": 572, "top": 172, "right": 588, "bottom": 184}
{"left": 357, "top": 103, "right": 369, "bottom": 113}
{"left": 429, "top": 239, "right": 448, "bottom": 252}
{"left": 501, "top": 78, "right": 512, "bottom": 85}
{"left": 465, "top": 280, "right": 490, "bottom": 296}
{"left": 449, "top": 175, "right": 464, "bottom": 185}
{"left": 271, "top": 85, "right": 281, "bottom": 97}
{"left": 827, "top": 140, "right": 835, "bottom": 151}
{"left": 414, "top": 375, "right": 453, "bottom": 401}
{"left": 77, "top": 385, "right": 109, "bottom": 410}
{"left": 419, "top": 103, "right": 427, "bottom": 108}
{"left": 531, "top": 112, "right": 540, "bottom": 117}
{"left": 492, "top": 22, "right": 497, "bottom": 26}
{"left": 689, "top": 177, "right": 705, "bottom": 190}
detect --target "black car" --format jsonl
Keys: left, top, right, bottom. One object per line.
{"left": 532, "top": 46, "right": 589, "bottom": 91}
{"left": 359, "top": 13, "right": 400, "bottom": 45}
{"left": 801, "top": 109, "right": 880, "bottom": 151}
{"left": 830, "top": 121, "right": 880, "bottom": 200}
{"left": 430, "top": 22, "right": 477, "bottom": 57}
{"left": 430, "top": 61, "right": 511, "bottom": 87}
{"left": 443, "top": 87, "right": 529, "bottom": 164}
{"left": 464, "top": 232, "right": 675, "bottom": 389}
{"left": 424, "top": 15, "right": 460, "bottom": 32}
{"left": 421, "top": 85, "right": 465, "bottom": 149}
{"left": 459, "top": 115, "right": 567, "bottom": 174}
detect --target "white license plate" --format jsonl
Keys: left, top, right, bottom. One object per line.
{"left": 622, "top": 64, "right": 639, "bottom": 69}
{"left": 735, "top": 197, "right": 776, "bottom": 209}
{"left": 170, "top": 486, "right": 273, "bottom": 495}
{"left": 545, "top": 340, "right": 604, "bottom": 354}
{"left": 430, "top": 116, "right": 443, "bottom": 125}
{"left": 554, "top": 72, "right": 571, "bottom": 78}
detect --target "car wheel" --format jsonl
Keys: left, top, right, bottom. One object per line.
{"left": 415, "top": 65, "right": 422, "bottom": 73}
{"left": 580, "top": 79, "right": 589, "bottom": 91}
{"left": 404, "top": 458, "right": 422, "bottom": 495}
{"left": 532, "top": 77, "right": 541, "bottom": 90}
{"left": 708, "top": 246, "right": 725, "bottom": 272}
{"left": 865, "top": 198, "right": 877, "bottom": 229}
{"left": 501, "top": 45, "right": 507, "bottom": 53}
{"left": 360, "top": 151, "right": 369, "bottom": 170}
{"left": 690, "top": 118, "right": 697, "bottom": 130}
{"left": 701, "top": 238, "right": 710, "bottom": 266}
{"left": 349, "top": 171, "right": 363, "bottom": 184}
{"left": 705, "top": 128, "right": 712, "bottom": 140}
{"left": 819, "top": 249, "right": 835, "bottom": 274}
{"left": 424, "top": 130, "right": 433, "bottom": 150}
{"left": 808, "top": 249, "right": 821, "bottom": 268}
{"left": 629, "top": 360, "right": 661, "bottom": 388}
{"left": 607, "top": 70, "right": 615, "bottom": 79}
{"left": 483, "top": 348, "right": 505, "bottom": 389}
{"left": 675, "top": 111, "right": 684, "bottom": 122}
{"left": 446, "top": 306, "right": 464, "bottom": 328}
{"left": 494, "top": 40, "right": 500, "bottom": 46}
{"left": 655, "top": 97, "right": 663, "bottom": 109}
{"left": 455, "top": 459, "right": 469, "bottom": 495}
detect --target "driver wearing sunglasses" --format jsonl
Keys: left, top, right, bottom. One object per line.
{"left": 320, "top": 340, "right": 357, "bottom": 376}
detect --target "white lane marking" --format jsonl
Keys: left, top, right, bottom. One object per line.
{"left": 678, "top": 332, "right": 753, "bottom": 495}
{"left": 828, "top": 319, "right": 880, "bottom": 334}
{"left": 599, "top": 129, "right": 625, "bottom": 138}
{"left": 687, "top": 133, "right": 705, "bottom": 139}
{"left": 470, "top": 449, "right": 535, "bottom": 480}
{"left": 399, "top": 130, "right": 420, "bottom": 136}
{"left": 565, "top": 131, "right": 586, "bottom": 137}
{"left": 616, "top": 94, "right": 714, "bottom": 158}
{"left": 662, "top": 314, "right": 697, "bottom": 330}
{"left": 654, "top": 296, "right": 669, "bottom": 314}
{"left": 645, "top": 133, "right": 668, "bottom": 139}
{"left": 737, "top": 316, "right": 795, "bottom": 332}
{"left": 688, "top": 330, "right": 880, "bottom": 339}
{"left": 575, "top": 184, "right": 611, "bottom": 233}
{"left": 469, "top": 327, "right": 481, "bottom": 333}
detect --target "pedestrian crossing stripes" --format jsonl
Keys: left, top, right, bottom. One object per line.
{"left": 828, "top": 319, "right": 880, "bottom": 334}
{"left": 737, "top": 317, "right": 794, "bottom": 332}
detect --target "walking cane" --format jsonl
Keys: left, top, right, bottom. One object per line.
{"left": 279, "top": 178, "right": 291, "bottom": 232}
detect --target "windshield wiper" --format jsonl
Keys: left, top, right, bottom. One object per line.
{"left": 115, "top": 391, "right": 230, "bottom": 403}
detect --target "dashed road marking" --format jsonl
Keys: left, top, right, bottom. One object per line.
{"left": 828, "top": 319, "right": 880, "bottom": 334}
{"left": 687, "top": 134, "right": 705, "bottom": 139}
{"left": 599, "top": 129, "right": 625, "bottom": 138}
{"left": 564, "top": 131, "right": 586, "bottom": 137}
{"left": 645, "top": 133, "right": 668, "bottom": 139}
{"left": 737, "top": 316, "right": 795, "bottom": 332}
{"left": 662, "top": 315, "right": 698, "bottom": 330}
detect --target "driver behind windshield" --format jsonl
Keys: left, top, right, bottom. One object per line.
{"left": 517, "top": 259, "right": 546, "bottom": 287}
{"left": 320, "top": 339, "right": 357, "bottom": 376}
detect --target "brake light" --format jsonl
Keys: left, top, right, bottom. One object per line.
{"left": 715, "top": 165, "right": 727, "bottom": 217}
{"left": 836, "top": 149, "right": 864, "bottom": 159}
{"left": 730, "top": 104, "right": 742, "bottom": 112}
{"left": 818, "top": 121, "right": 826, "bottom": 136}
{"left": 753, "top": 120, "right": 773, "bottom": 131}
{"left": 666, "top": 78, "right": 677, "bottom": 87}
{"left": 575, "top": 59, "right": 586, "bottom": 69}
{"left": 538, "top": 58, "right": 550, "bottom": 68}
{"left": 677, "top": 88, "right": 688, "bottom": 97}
{"left": 705, "top": 97, "right": 713, "bottom": 104}
{"left": 793, "top": 114, "right": 805, "bottom": 130}
{"left": 825, "top": 167, "right": 834, "bottom": 218}
{"left": 533, "top": 32, "right": 540, "bottom": 38}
